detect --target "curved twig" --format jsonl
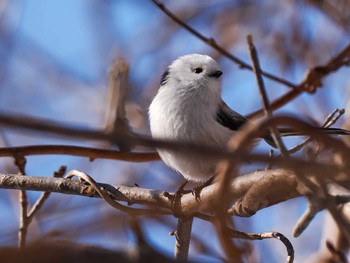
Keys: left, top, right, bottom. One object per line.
{"left": 65, "top": 170, "right": 170, "bottom": 216}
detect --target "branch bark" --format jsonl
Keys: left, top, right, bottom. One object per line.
{"left": 174, "top": 217, "right": 193, "bottom": 261}
{"left": 0, "top": 169, "right": 303, "bottom": 216}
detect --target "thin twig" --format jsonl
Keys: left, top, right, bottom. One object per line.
{"left": 65, "top": 170, "right": 170, "bottom": 216}
{"left": 248, "top": 43, "right": 350, "bottom": 119}
{"left": 326, "top": 240, "right": 349, "bottom": 263}
{"left": 229, "top": 230, "right": 294, "bottom": 263}
{"left": 247, "top": 89, "right": 302, "bottom": 119}
{"left": 151, "top": 0, "right": 297, "bottom": 89}
{"left": 174, "top": 216, "right": 193, "bottom": 261}
{"left": 27, "top": 166, "right": 67, "bottom": 222}
{"left": 0, "top": 145, "right": 159, "bottom": 162}
{"left": 287, "top": 108, "right": 345, "bottom": 155}
{"left": 14, "top": 154, "right": 28, "bottom": 249}
{"left": 246, "top": 34, "right": 288, "bottom": 156}
{"left": 0, "top": 113, "right": 129, "bottom": 143}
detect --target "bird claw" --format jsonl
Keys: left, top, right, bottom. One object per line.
{"left": 170, "top": 180, "right": 190, "bottom": 216}
{"left": 191, "top": 176, "right": 215, "bottom": 203}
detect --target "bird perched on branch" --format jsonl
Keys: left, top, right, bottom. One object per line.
{"left": 149, "top": 54, "right": 255, "bottom": 182}
{"left": 149, "top": 54, "right": 349, "bottom": 182}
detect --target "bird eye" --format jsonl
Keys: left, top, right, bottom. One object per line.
{"left": 193, "top": 68, "right": 203, "bottom": 74}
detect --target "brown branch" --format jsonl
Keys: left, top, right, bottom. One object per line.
{"left": 2, "top": 114, "right": 349, "bottom": 187}
{"left": 247, "top": 89, "right": 302, "bottom": 119}
{"left": 326, "top": 240, "right": 349, "bottom": 263}
{"left": 0, "top": 145, "right": 159, "bottom": 162}
{"left": 105, "top": 59, "right": 132, "bottom": 151}
{"left": 287, "top": 108, "right": 345, "bottom": 155}
{"left": 248, "top": 42, "right": 350, "bottom": 119}
{"left": 151, "top": 0, "right": 297, "bottom": 89}
{"left": 0, "top": 170, "right": 301, "bottom": 217}
{"left": 27, "top": 166, "right": 66, "bottom": 222}
{"left": 174, "top": 216, "right": 193, "bottom": 261}
{"left": 247, "top": 35, "right": 288, "bottom": 156}
{"left": 152, "top": 0, "right": 350, "bottom": 121}
{"left": 65, "top": 170, "right": 170, "bottom": 216}
{"left": 0, "top": 113, "right": 125, "bottom": 143}
{"left": 14, "top": 154, "right": 28, "bottom": 249}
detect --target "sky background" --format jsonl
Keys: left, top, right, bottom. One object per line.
{"left": 0, "top": 1, "right": 350, "bottom": 262}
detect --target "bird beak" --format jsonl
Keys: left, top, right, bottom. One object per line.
{"left": 208, "top": 70, "right": 223, "bottom": 78}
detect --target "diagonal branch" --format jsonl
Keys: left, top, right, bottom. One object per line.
{"left": 151, "top": 0, "right": 297, "bottom": 89}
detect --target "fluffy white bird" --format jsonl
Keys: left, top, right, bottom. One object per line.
{"left": 149, "top": 54, "right": 252, "bottom": 182}
{"left": 149, "top": 54, "right": 350, "bottom": 183}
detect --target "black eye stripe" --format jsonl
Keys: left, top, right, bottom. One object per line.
{"left": 193, "top": 68, "right": 203, "bottom": 74}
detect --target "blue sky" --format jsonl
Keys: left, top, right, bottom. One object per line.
{"left": 1, "top": 1, "right": 349, "bottom": 262}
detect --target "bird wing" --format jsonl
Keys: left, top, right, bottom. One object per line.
{"left": 216, "top": 100, "right": 277, "bottom": 147}
{"left": 216, "top": 100, "right": 248, "bottom": 130}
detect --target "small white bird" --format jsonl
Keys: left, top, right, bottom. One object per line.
{"left": 149, "top": 54, "right": 350, "bottom": 183}
{"left": 149, "top": 54, "right": 255, "bottom": 182}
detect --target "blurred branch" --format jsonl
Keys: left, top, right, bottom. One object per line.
{"left": 326, "top": 240, "right": 349, "bottom": 263}
{"left": 174, "top": 216, "right": 193, "bottom": 261}
{"left": 14, "top": 154, "right": 28, "bottom": 249}
{"left": 247, "top": 35, "right": 288, "bottom": 156}
{"left": 1, "top": 113, "right": 350, "bottom": 167}
{"left": 105, "top": 59, "right": 132, "bottom": 151}
{"left": 0, "top": 145, "right": 159, "bottom": 162}
{"left": 307, "top": 0, "right": 350, "bottom": 31}
{"left": 152, "top": 1, "right": 350, "bottom": 120}
{"left": 0, "top": 113, "right": 124, "bottom": 142}
{"left": 248, "top": 41, "right": 350, "bottom": 118}
{"left": 151, "top": 0, "right": 297, "bottom": 89}
{"left": 287, "top": 108, "right": 345, "bottom": 155}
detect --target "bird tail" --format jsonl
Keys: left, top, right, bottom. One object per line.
{"left": 278, "top": 127, "right": 350, "bottom": 137}
{"left": 263, "top": 127, "right": 350, "bottom": 148}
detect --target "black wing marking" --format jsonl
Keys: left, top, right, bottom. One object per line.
{"left": 160, "top": 68, "right": 170, "bottom": 86}
{"left": 216, "top": 101, "right": 277, "bottom": 148}
{"left": 216, "top": 101, "right": 248, "bottom": 131}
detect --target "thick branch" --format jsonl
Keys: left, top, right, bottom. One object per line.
{"left": 174, "top": 217, "right": 193, "bottom": 261}
{"left": 0, "top": 170, "right": 302, "bottom": 216}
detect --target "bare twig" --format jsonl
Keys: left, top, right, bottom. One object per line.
{"left": 105, "top": 59, "right": 132, "bottom": 151}
{"left": 247, "top": 89, "right": 302, "bottom": 119}
{"left": 248, "top": 43, "right": 350, "bottom": 119}
{"left": 27, "top": 166, "right": 66, "bottom": 222}
{"left": 246, "top": 35, "right": 288, "bottom": 156}
{"left": 326, "top": 240, "right": 349, "bottom": 263}
{"left": 174, "top": 216, "right": 193, "bottom": 261}
{"left": 0, "top": 113, "right": 129, "bottom": 143}
{"left": 151, "top": 0, "right": 297, "bottom": 89}
{"left": 293, "top": 194, "right": 324, "bottom": 237}
{"left": 1, "top": 113, "right": 350, "bottom": 165}
{"left": 0, "top": 145, "right": 159, "bottom": 162}
{"left": 14, "top": 154, "right": 28, "bottom": 249}
{"left": 287, "top": 108, "right": 345, "bottom": 155}
{"left": 229, "top": 230, "right": 294, "bottom": 263}
{"left": 65, "top": 170, "right": 170, "bottom": 216}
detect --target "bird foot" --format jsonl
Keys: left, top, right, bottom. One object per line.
{"left": 170, "top": 180, "right": 191, "bottom": 215}
{"left": 192, "top": 176, "right": 215, "bottom": 202}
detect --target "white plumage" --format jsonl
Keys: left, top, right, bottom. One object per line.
{"left": 149, "top": 54, "right": 235, "bottom": 181}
